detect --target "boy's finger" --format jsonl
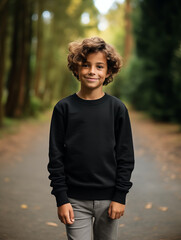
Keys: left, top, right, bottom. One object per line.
{"left": 69, "top": 208, "right": 75, "bottom": 223}
{"left": 62, "top": 216, "right": 66, "bottom": 225}
{"left": 108, "top": 206, "right": 115, "bottom": 219}
{"left": 115, "top": 212, "right": 121, "bottom": 219}
{"left": 111, "top": 211, "right": 116, "bottom": 219}
{"left": 109, "top": 206, "right": 117, "bottom": 219}
{"left": 65, "top": 213, "right": 74, "bottom": 225}
{"left": 108, "top": 205, "right": 112, "bottom": 217}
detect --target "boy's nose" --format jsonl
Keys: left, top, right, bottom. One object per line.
{"left": 89, "top": 66, "right": 96, "bottom": 74}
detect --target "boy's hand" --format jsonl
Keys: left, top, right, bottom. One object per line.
{"left": 57, "top": 203, "right": 75, "bottom": 225}
{"left": 108, "top": 201, "right": 125, "bottom": 219}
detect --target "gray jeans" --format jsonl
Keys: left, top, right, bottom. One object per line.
{"left": 65, "top": 197, "right": 120, "bottom": 240}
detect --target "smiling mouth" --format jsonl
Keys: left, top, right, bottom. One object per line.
{"left": 85, "top": 77, "right": 99, "bottom": 81}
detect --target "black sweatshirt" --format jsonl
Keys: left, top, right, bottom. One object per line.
{"left": 47, "top": 92, "right": 134, "bottom": 207}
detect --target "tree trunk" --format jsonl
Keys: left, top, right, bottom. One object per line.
{"left": 15, "top": 0, "right": 28, "bottom": 117}
{"left": 22, "top": 0, "right": 33, "bottom": 115}
{"left": 5, "top": 0, "right": 20, "bottom": 117}
{"left": 0, "top": 0, "right": 8, "bottom": 126}
{"left": 124, "top": 0, "right": 133, "bottom": 63}
{"left": 5, "top": 0, "right": 32, "bottom": 117}
{"left": 34, "top": 0, "right": 43, "bottom": 98}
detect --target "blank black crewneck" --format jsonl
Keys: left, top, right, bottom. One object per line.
{"left": 48, "top": 92, "right": 135, "bottom": 207}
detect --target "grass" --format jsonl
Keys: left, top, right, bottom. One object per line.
{"left": 0, "top": 108, "right": 52, "bottom": 139}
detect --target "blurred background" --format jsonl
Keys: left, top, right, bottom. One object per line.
{"left": 1, "top": 0, "right": 181, "bottom": 124}
{"left": 0, "top": 0, "right": 181, "bottom": 240}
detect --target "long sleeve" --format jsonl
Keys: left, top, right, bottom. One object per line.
{"left": 111, "top": 105, "right": 135, "bottom": 205}
{"left": 47, "top": 104, "right": 69, "bottom": 207}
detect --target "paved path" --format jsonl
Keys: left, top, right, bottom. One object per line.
{"left": 0, "top": 117, "right": 181, "bottom": 240}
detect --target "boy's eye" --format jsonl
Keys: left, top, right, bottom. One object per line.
{"left": 97, "top": 65, "right": 103, "bottom": 69}
{"left": 82, "top": 64, "right": 88, "bottom": 67}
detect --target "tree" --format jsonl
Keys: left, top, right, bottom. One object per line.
{"left": 0, "top": 0, "right": 8, "bottom": 125}
{"left": 127, "top": 0, "right": 181, "bottom": 122}
{"left": 34, "top": 0, "right": 43, "bottom": 98}
{"left": 5, "top": 0, "right": 33, "bottom": 117}
{"left": 1, "top": 0, "right": 99, "bottom": 123}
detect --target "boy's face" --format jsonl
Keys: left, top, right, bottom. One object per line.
{"left": 77, "top": 51, "right": 110, "bottom": 90}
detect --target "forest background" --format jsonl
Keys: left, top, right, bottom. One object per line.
{"left": 0, "top": 0, "right": 181, "bottom": 128}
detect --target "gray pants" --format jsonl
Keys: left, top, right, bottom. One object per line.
{"left": 65, "top": 197, "right": 120, "bottom": 240}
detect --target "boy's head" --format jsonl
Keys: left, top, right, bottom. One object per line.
{"left": 67, "top": 37, "right": 122, "bottom": 86}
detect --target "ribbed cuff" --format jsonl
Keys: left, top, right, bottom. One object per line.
{"left": 111, "top": 190, "right": 128, "bottom": 205}
{"left": 55, "top": 191, "right": 69, "bottom": 207}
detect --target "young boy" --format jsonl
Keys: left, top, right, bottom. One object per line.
{"left": 47, "top": 37, "right": 135, "bottom": 240}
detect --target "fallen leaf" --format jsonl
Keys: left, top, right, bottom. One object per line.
{"left": 134, "top": 216, "right": 140, "bottom": 221}
{"left": 170, "top": 174, "right": 176, "bottom": 180}
{"left": 46, "top": 222, "right": 58, "bottom": 227}
{"left": 119, "top": 224, "right": 125, "bottom": 227}
{"left": 21, "top": 204, "right": 28, "bottom": 209}
{"left": 159, "top": 206, "right": 168, "bottom": 211}
{"left": 4, "top": 177, "right": 10, "bottom": 182}
{"left": 145, "top": 202, "right": 152, "bottom": 209}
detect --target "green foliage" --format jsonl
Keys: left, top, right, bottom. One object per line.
{"left": 120, "top": 54, "right": 146, "bottom": 107}
{"left": 29, "top": 95, "right": 43, "bottom": 117}
{"left": 100, "top": 2, "right": 126, "bottom": 98}
{"left": 126, "top": 0, "right": 181, "bottom": 123}
{"left": 0, "top": 0, "right": 100, "bottom": 124}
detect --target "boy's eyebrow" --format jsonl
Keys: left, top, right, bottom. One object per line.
{"left": 86, "top": 61, "right": 106, "bottom": 65}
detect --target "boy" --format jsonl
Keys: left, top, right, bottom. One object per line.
{"left": 47, "top": 37, "right": 134, "bottom": 240}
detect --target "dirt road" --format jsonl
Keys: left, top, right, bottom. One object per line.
{"left": 0, "top": 111, "right": 180, "bottom": 240}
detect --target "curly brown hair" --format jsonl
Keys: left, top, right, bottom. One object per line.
{"left": 67, "top": 37, "right": 122, "bottom": 85}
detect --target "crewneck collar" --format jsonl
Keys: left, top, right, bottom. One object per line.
{"left": 72, "top": 92, "right": 109, "bottom": 105}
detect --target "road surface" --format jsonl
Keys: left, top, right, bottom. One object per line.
{"left": 0, "top": 115, "right": 180, "bottom": 240}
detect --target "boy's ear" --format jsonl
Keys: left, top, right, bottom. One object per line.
{"left": 106, "top": 71, "right": 111, "bottom": 78}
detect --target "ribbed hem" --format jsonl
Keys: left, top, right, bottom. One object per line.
{"left": 67, "top": 186, "right": 115, "bottom": 200}
{"left": 55, "top": 188, "right": 128, "bottom": 206}
{"left": 55, "top": 191, "right": 69, "bottom": 207}
{"left": 72, "top": 92, "right": 109, "bottom": 105}
{"left": 111, "top": 190, "right": 128, "bottom": 205}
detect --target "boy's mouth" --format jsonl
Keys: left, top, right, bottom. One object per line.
{"left": 85, "top": 77, "right": 99, "bottom": 81}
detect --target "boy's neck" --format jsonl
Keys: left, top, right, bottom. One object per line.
{"left": 76, "top": 89, "right": 105, "bottom": 100}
